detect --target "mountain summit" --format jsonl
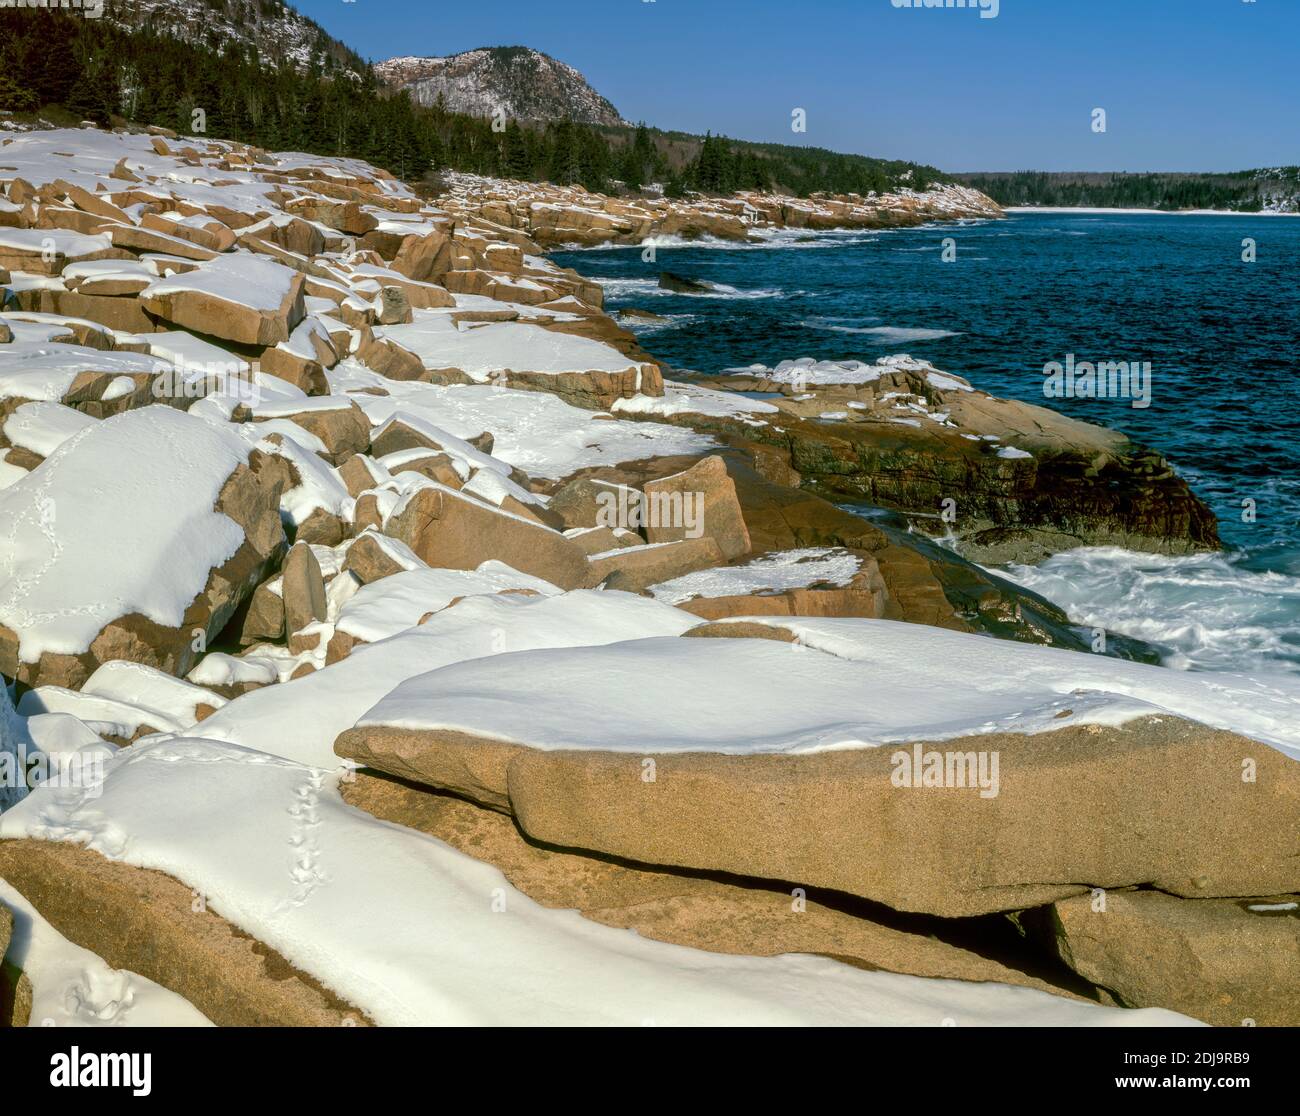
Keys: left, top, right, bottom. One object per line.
{"left": 375, "top": 46, "right": 627, "bottom": 126}
{"left": 104, "top": 4, "right": 624, "bottom": 125}
{"left": 104, "top": 0, "right": 363, "bottom": 73}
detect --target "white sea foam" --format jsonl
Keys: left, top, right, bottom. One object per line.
{"left": 740, "top": 227, "right": 880, "bottom": 250}
{"left": 570, "top": 228, "right": 881, "bottom": 252}
{"left": 802, "top": 314, "right": 881, "bottom": 328}
{"left": 619, "top": 313, "right": 699, "bottom": 333}
{"left": 636, "top": 234, "right": 756, "bottom": 251}
{"left": 593, "top": 277, "right": 665, "bottom": 297}
{"left": 995, "top": 547, "right": 1300, "bottom": 675}
{"left": 597, "top": 276, "right": 788, "bottom": 300}
{"left": 700, "top": 282, "right": 788, "bottom": 299}
{"left": 801, "top": 321, "right": 962, "bottom": 342}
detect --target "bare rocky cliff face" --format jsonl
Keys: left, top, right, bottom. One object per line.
{"left": 105, "top": 0, "right": 361, "bottom": 73}
{"left": 375, "top": 47, "right": 627, "bottom": 126}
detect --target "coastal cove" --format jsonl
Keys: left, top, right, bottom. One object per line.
{"left": 553, "top": 210, "right": 1300, "bottom": 674}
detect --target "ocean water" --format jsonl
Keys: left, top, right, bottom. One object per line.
{"left": 552, "top": 212, "right": 1300, "bottom": 674}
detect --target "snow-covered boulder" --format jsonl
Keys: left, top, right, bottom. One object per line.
{"left": 335, "top": 621, "right": 1300, "bottom": 917}
{"left": 585, "top": 537, "right": 724, "bottom": 592}
{"left": 203, "top": 590, "right": 699, "bottom": 769}
{"left": 341, "top": 529, "right": 425, "bottom": 585}
{"left": 250, "top": 398, "right": 370, "bottom": 467}
{"left": 649, "top": 546, "right": 889, "bottom": 620}
{"left": 0, "top": 407, "right": 286, "bottom": 689}
{"left": 374, "top": 315, "right": 664, "bottom": 408}
{"left": 140, "top": 253, "right": 306, "bottom": 346}
{"left": 0, "top": 735, "right": 1190, "bottom": 1026}
{"left": 2, "top": 400, "right": 97, "bottom": 462}
{"left": 80, "top": 660, "right": 227, "bottom": 727}
{"left": 0, "top": 840, "right": 364, "bottom": 1027}
{"left": 0, "top": 228, "right": 125, "bottom": 277}
{"left": 259, "top": 316, "right": 340, "bottom": 395}
{"left": 0, "top": 343, "right": 187, "bottom": 425}
{"left": 334, "top": 563, "right": 560, "bottom": 644}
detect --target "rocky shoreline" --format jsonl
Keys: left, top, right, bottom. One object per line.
{"left": 438, "top": 171, "right": 1006, "bottom": 248}
{"left": 0, "top": 123, "right": 1294, "bottom": 1028}
{"left": 675, "top": 358, "right": 1222, "bottom": 564}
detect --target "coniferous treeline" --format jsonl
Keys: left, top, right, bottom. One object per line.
{"left": 0, "top": 10, "right": 949, "bottom": 198}
{"left": 955, "top": 169, "right": 1300, "bottom": 212}
{"left": 654, "top": 131, "right": 941, "bottom": 198}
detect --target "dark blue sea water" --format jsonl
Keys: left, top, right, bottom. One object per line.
{"left": 552, "top": 211, "right": 1300, "bottom": 674}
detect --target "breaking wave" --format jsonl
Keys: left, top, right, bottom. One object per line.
{"left": 995, "top": 546, "right": 1300, "bottom": 675}
{"left": 801, "top": 320, "right": 962, "bottom": 342}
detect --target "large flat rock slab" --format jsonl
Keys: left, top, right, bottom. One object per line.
{"left": 199, "top": 590, "right": 698, "bottom": 769}
{"left": 340, "top": 716, "right": 1300, "bottom": 918}
{"left": 341, "top": 771, "right": 1088, "bottom": 1002}
{"left": 0, "top": 840, "right": 370, "bottom": 1026}
{"left": 0, "top": 736, "right": 1178, "bottom": 1026}
{"left": 374, "top": 316, "right": 663, "bottom": 408}
{"left": 335, "top": 624, "right": 1300, "bottom": 917}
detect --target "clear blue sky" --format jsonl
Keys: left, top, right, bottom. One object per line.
{"left": 295, "top": 0, "right": 1297, "bottom": 173}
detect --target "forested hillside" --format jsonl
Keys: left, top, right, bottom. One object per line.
{"left": 0, "top": 10, "right": 948, "bottom": 199}
{"left": 956, "top": 169, "right": 1300, "bottom": 213}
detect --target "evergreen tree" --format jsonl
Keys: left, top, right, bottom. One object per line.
{"left": 0, "top": 69, "right": 37, "bottom": 114}
{"left": 65, "top": 64, "right": 110, "bottom": 125}
{"left": 618, "top": 123, "right": 655, "bottom": 190}
{"left": 691, "top": 132, "right": 733, "bottom": 194}
{"left": 31, "top": 13, "right": 79, "bottom": 105}
{"left": 502, "top": 120, "right": 531, "bottom": 180}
